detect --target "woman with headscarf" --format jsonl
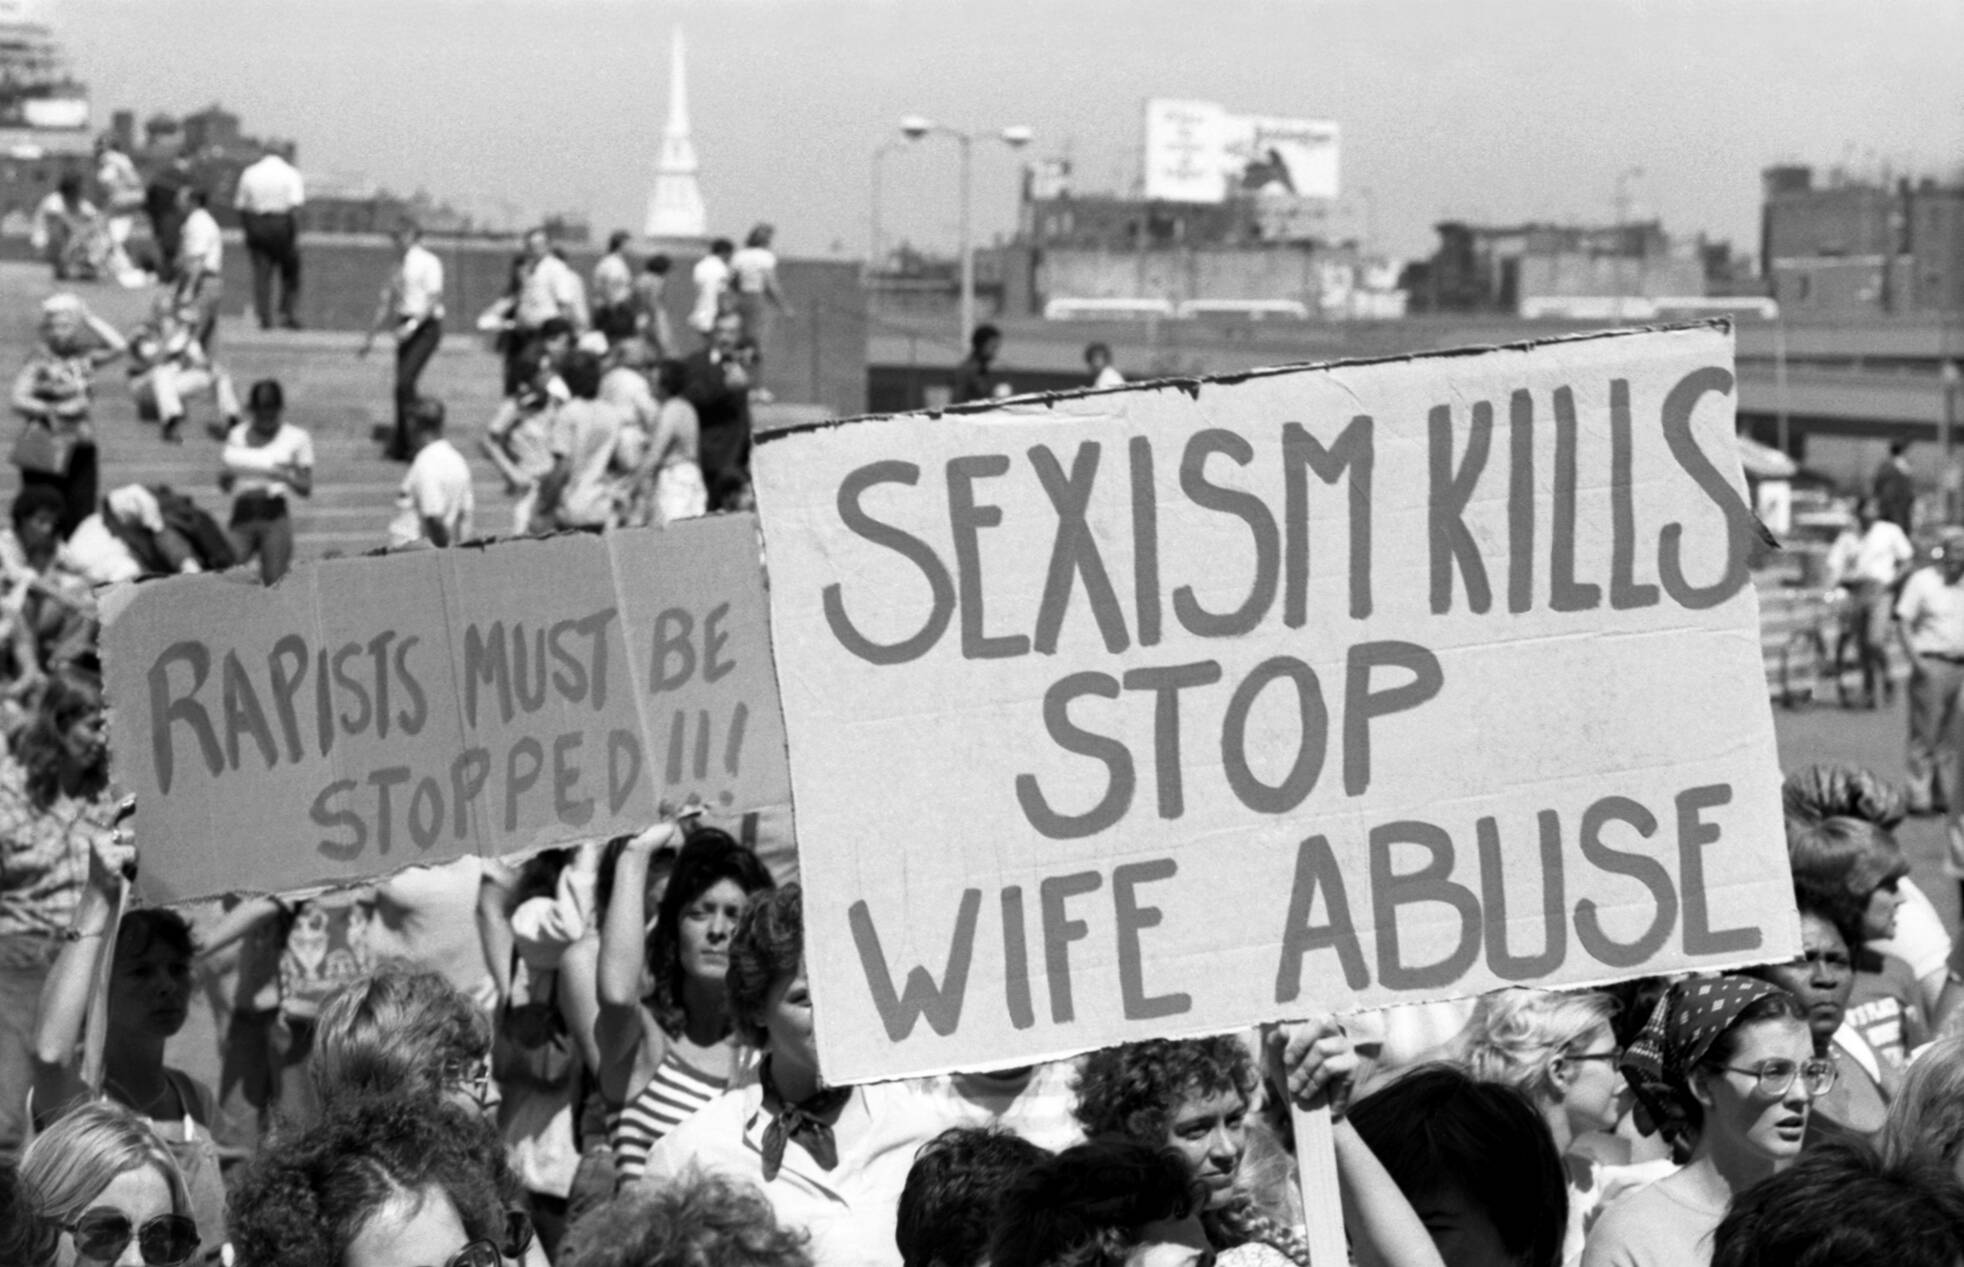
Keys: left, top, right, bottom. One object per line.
{"left": 1581, "top": 976, "right": 1826, "bottom": 1267}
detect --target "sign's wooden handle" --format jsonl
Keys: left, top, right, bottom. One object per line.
{"left": 80, "top": 876, "right": 128, "bottom": 1094}
{"left": 1293, "top": 1099, "right": 1347, "bottom": 1267}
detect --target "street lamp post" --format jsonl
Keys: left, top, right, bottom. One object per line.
{"left": 900, "top": 115, "right": 1033, "bottom": 344}
{"left": 869, "top": 139, "right": 905, "bottom": 279}
{"left": 1612, "top": 165, "right": 1644, "bottom": 323}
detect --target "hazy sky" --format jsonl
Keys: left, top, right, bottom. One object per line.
{"left": 50, "top": 0, "right": 1964, "bottom": 261}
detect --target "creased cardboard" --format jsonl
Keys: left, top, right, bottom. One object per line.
{"left": 101, "top": 516, "right": 790, "bottom": 903}
{"left": 751, "top": 323, "right": 1797, "bottom": 1084}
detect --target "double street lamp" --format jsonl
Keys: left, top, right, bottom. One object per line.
{"left": 898, "top": 115, "right": 1034, "bottom": 343}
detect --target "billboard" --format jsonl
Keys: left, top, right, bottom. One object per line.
{"left": 1143, "top": 98, "right": 1340, "bottom": 205}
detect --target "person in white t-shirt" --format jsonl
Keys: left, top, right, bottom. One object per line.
{"left": 1827, "top": 497, "right": 1915, "bottom": 707}
{"left": 175, "top": 187, "right": 225, "bottom": 354}
{"left": 689, "top": 238, "right": 735, "bottom": 340}
{"left": 220, "top": 378, "right": 313, "bottom": 584}
{"left": 729, "top": 224, "right": 792, "bottom": 379}
{"left": 536, "top": 351, "right": 628, "bottom": 530}
{"left": 1084, "top": 341, "right": 1125, "bottom": 389}
{"left": 389, "top": 397, "right": 474, "bottom": 548}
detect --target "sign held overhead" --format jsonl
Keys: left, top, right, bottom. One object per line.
{"left": 101, "top": 517, "right": 790, "bottom": 903}
{"left": 751, "top": 323, "right": 1795, "bottom": 1085}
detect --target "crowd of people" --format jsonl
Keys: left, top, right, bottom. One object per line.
{"left": 0, "top": 749, "right": 1960, "bottom": 1266}
{"left": 15, "top": 143, "right": 1964, "bottom": 1267}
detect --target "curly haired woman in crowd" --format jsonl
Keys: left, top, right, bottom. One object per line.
{"left": 560, "top": 1170, "right": 811, "bottom": 1267}
{"left": 1073, "top": 1035, "right": 1307, "bottom": 1265}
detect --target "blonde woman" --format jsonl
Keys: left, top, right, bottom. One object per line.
{"left": 1877, "top": 1033, "right": 1964, "bottom": 1179}
{"left": 20, "top": 1099, "right": 205, "bottom": 1266}
{"left": 1459, "top": 988, "right": 1659, "bottom": 1266}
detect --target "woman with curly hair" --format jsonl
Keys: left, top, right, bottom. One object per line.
{"left": 20, "top": 1099, "right": 203, "bottom": 1267}
{"left": 597, "top": 819, "right": 773, "bottom": 1181}
{"left": 1072, "top": 1036, "right": 1306, "bottom": 1265}
{"left": 644, "top": 881, "right": 955, "bottom": 1267}
{"left": 560, "top": 1171, "right": 811, "bottom": 1267}
{"left": 229, "top": 1093, "right": 526, "bottom": 1267}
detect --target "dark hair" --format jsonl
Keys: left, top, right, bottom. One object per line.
{"left": 710, "top": 238, "right": 734, "bottom": 257}
{"left": 0, "top": 1158, "right": 56, "bottom": 1267}
{"left": 987, "top": 1138, "right": 1199, "bottom": 1267}
{"left": 645, "top": 254, "right": 672, "bottom": 275}
{"left": 17, "top": 672, "right": 106, "bottom": 810}
{"left": 230, "top": 1094, "right": 517, "bottom": 1267}
{"left": 1783, "top": 765, "right": 1907, "bottom": 831}
{"left": 1712, "top": 1140, "right": 1964, "bottom": 1267}
{"left": 655, "top": 359, "right": 689, "bottom": 398}
{"left": 117, "top": 907, "right": 196, "bottom": 967}
{"left": 1073, "top": 1037, "right": 1257, "bottom": 1145}
{"left": 1670, "top": 991, "right": 1808, "bottom": 1146}
{"left": 1891, "top": 439, "right": 1911, "bottom": 457}
{"left": 1348, "top": 1064, "right": 1568, "bottom": 1267}
{"left": 970, "top": 323, "right": 1002, "bottom": 352}
{"left": 247, "top": 378, "right": 284, "bottom": 411}
{"left": 608, "top": 230, "right": 632, "bottom": 252}
{"left": 727, "top": 882, "right": 802, "bottom": 1049}
{"left": 897, "top": 1127, "right": 1050, "bottom": 1267}
{"left": 560, "top": 1171, "right": 812, "bottom": 1267}
{"left": 11, "top": 484, "right": 67, "bottom": 531}
{"left": 1084, "top": 342, "right": 1111, "bottom": 362}
{"left": 410, "top": 396, "right": 446, "bottom": 435}
{"left": 57, "top": 172, "right": 82, "bottom": 199}
{"left": 593, "top": 833, "right": 679, "bottom": 925}
{"left": 1784, "top": 815, "right": 1907, "bottom": 949}
{"left": 187, "top": 187, "right": 208, "bottom": 208}
{"left": 647, "top": 831, "right": 774, "bottom": 1036}
{"left": 560, "top": 351, "right": 603, "bottom": 401}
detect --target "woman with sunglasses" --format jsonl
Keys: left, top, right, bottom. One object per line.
{"left": 32, "top": 831, "right": 229, "bottom": 1262}
{"left": 19, "top": 1099, "right": 202, "bottom": 1267}
{"left": 1581, "top": 976, "right": 1826, "bottom": 1267}
{"left": 1460, "top": 988, "right": 1657, "bottom": 1266}
{"left": 230, "top": 1092, "right": 530, "bottom": 1267}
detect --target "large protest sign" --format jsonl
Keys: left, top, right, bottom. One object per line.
{"left": 101, "top": 517, "right": 790, "bottom": 903}
{"left": 752, "top": 323, "right": 1796, "bottom": 1085}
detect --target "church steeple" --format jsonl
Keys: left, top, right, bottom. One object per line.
{"left": 644, "top": 27, "right": 707, "bottom": 240}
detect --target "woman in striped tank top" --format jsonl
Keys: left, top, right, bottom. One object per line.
{"left": 596, "top": 821, "right": 774, "bottom": 1182}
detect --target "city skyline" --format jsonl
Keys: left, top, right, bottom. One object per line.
{"left": 53, "top": 0, "right": 1964, "bottom": 261}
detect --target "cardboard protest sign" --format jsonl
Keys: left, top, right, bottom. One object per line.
{"left": 752, "top": 323, "right": 1795, "bottom": 1085}
{"left": 100, "top": 517, "right": 789, "bottom": 903}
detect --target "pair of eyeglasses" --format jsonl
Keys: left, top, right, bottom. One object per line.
{"left": 1561, "top": 1047, "right": 1622, "bottom": 1066}
{"left": 65, "top": 1209, "right": 199, "bottom": 1267}
{"left": 442, "top": 1058, "right": 494, "bottom": 1108}
{"left": 443, "top": 1240, "right": 501, "bottom": 1267}
{"left": 440, "top": 1210, "right": 533, "bottom": 1267}
{"left": 1721, "top": 1057, "right": 1838, "bottom": 1098}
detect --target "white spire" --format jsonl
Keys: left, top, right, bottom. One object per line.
{"left": 644, "top": 26, "right": 707, "bottom": 240}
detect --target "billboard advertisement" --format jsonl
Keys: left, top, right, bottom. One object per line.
{"left": 1143, "top": 98, "right": 1340, "bottom": 204}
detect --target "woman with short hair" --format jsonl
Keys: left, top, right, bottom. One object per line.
{"left": 20, "top": 1099, "right": 204, "bottom": 1266}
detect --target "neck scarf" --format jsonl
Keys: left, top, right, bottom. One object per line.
{"left": 758, "top": 1056, "right": 851, "bottom": 1182}
{"left": 1620, "top": 973, "right": 1783, "bottom": 1154}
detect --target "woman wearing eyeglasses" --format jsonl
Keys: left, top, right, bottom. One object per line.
{"left": 1459, "top": 987, "right": 1659, "bottom": 1267}
{"left": 229, "top": 1093, "right": 531, "bottom": 1267}
{"left": 1581, "top": 976, "right": 1827, "bottom": 1267}
{"left": 19, "top": 1100, "right": 202, "bottom": 1267}
{"left": 1747, "top": 897, "right": 1893, "bottom": 1145}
